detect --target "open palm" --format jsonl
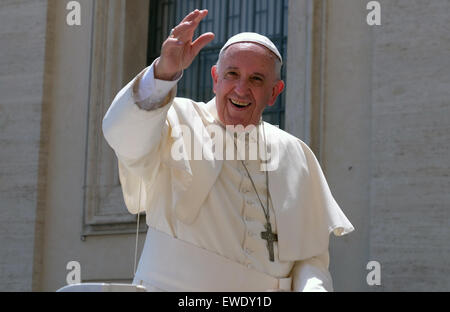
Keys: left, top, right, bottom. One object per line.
{"left": 155, "top": 9, "right": 215, "bottom": 81}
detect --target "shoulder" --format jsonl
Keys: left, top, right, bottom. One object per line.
{"left": 263, "top": 122, "right": 305, "bottom": 147}
{"left": 167, "top": 97, "right": 215, "bottom": 126}
{"left": 171, "top": 96, "right": 204, "bottom": 110}
{"left": 263, "top": 122, "right": 317, "bottom": 161}
{"left": 170, "top": 97, "right": 212, "bottom": 117}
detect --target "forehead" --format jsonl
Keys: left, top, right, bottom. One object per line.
{"left": 219, "top": 43, "right": 276, "bottom": 72}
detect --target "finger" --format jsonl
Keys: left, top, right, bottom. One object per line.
{"left": 192, "top": 9, "right": 209, "bottom": 27}
{"left": 172, "top": 10, "right": 208, "bottom": 40}
{"left": 171, "top": 21, "right": 197, "bottom": 39}
{"left": 181, "top": 9, "right": 207, "bottom": 23}
{"left": 180, "top": 9, "right": 201, "bottom": 23}
{"left": 191, "top": 32, "right": 215, "bottom": 56}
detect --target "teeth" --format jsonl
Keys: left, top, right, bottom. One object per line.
{"left": 230, "top": 99, "right": 251, "bottom": 107}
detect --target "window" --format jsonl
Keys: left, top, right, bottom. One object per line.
{"left": 147, "top": 0, "right": 288, "bottom": 129}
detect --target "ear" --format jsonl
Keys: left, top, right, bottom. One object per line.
{"left": 268, "top": 80, "right": 285, "bottom": 107}
{"left": 211, "top": 65, "right": 219, "bottom": 94}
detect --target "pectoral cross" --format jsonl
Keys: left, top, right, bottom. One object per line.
{"left": 261, "top": 222, "right": 278, "bottom": 262}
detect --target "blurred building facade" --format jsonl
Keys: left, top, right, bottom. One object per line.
{"left": 0, "top": 0, "right": 448, "bottom": 291}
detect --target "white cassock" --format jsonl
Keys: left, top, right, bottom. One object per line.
{"left": 102, "top": 60, "right": 354, "bottom": 292}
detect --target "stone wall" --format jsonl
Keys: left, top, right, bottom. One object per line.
{"left": 287, "top": 0, "right": 450, "bottom": 291}
{"left": 0, "top": 0, "right": 48, "bottom": 291}
{"left": 370, "top": 0, "right": 450, "bottom": 291}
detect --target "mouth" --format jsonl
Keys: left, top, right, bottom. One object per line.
{"left": 229, "top": 98, "right": 252, "bottom": 110}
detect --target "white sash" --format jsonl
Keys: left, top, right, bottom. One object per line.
{"left": 134, "top": 227, "right": 292, "bottom": 292}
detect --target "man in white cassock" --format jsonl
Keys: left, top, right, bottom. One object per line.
{"left": 103, "top": 9, "right": 354, "bottom": 292}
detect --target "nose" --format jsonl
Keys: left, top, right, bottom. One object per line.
{"left": 234, "top": 78, "right": 250, "bottom": 96}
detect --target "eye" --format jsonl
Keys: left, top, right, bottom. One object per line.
{"left": 251, "top": 76, "right": 264, "bottom": 84}
{"left": 225, "top": 71, "right": 238, "bottom": 79}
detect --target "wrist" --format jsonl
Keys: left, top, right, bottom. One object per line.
{"left": 154, "top": 58, "right": 181, "bottom": 81}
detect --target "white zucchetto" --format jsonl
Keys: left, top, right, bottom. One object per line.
{"left": 220, "top": 32, "right": 283, "bottom": 64}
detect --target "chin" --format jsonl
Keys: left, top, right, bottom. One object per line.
{"left": 225, "top": 116, "right": 249, "bottom": 127}
{"left": 225, "top": 112, "right": 253, "bottom": 127}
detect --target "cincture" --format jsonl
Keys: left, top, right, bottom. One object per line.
{"left": 134, "top": 227, "right": 292, "bottom": 292}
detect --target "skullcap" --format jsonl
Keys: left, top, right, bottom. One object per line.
{"left": 220, "top": 32, "right": 283, "bottom": 64}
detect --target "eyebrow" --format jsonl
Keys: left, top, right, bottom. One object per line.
{"left": 225, "top": 67, "right": 266, "bottom": 79}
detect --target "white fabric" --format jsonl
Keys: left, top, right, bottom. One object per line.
{"left": 102, "top": 63, "right": 354, "bottom": 292}
{"left": 291, "top": 253, "right": 334, "bottom": 292}
{"left": 220, "top": 32, "right": 283, "bottom": 63}
{"left": 134, "top": 227, "right": 292, "bottom": 292}
{"left": 135, "top": 59, "right": 182, "bottom": 103}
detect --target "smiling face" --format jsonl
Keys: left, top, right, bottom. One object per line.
{"left": 211, "top": 43, "right": 284, "bottom": 127}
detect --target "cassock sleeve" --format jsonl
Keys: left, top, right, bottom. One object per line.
{"left": 102, "top": 63, "right": 175, "bottom": 161}
{"left": 291, "top": 252, "right": 333, "bottom": 292}
{"left": 270, "top": 129, "right": 354, "bottom": 261}
{"left": 135, "top": 58, "right": 182, "bottom": 109}
{"left": 102, "top": 64, "right": 177, "bottom": 214}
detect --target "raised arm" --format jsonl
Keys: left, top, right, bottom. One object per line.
{"left": 102, "top": 9, "right": 214, "bottom": 161}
